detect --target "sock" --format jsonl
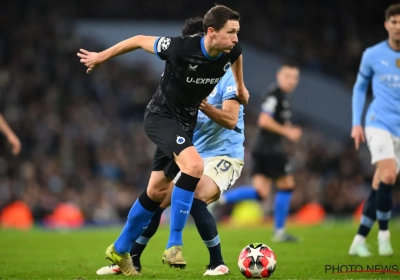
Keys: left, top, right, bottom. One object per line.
{"left": 274, "top": 190, "right": 293, "bottom": 232}
{"left": 167, "top": 173, "right": 200, "bottom": 249}
{"left": 222, "top": 186, "right": 261, "bottom": 204}
{"left": 190, "top": 198, "right": 224, "bottom": 265}
{"left": 130, "top": 207, "right": 165, "bottom": 258}
{"left": 376, "top": 182, "right": 393, "bottom": 231}
{"left": 357, "top": 189, "right": 376, "bottom": 237}
{"left": 114, "top": 190, "right": 160, "bottom": 254}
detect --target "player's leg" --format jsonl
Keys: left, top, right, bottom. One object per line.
{"left": 366, "top": 127, "right": 395, "bottom": 256}
{"left": 349, "top": 171, "right": 379, "bottom": 257}
{"left": 351, "top": 127, "right": 398, "bottom": 256}
{"left": 219, "top": 155, "right": 270, "bottom": 205}
{"left": 105, "top": 169, "right": 171, "bottom": 275}
{"left": 97, "top": 189, "right": 172, "bottom": 276}
{"left": 375, "top": 158, "right": 396, "bottom": 256}
{"left": 193, "top": 156, "right": 243, "bottom": 276}
{"left": 273, "top": 173, "right": 298, "bottom": 242}
{"left": 143, "top": 111, "right": 203, "bottom": 267}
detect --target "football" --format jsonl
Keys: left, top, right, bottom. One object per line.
{"left": 238, "top": 243, "right": 277, "bottom": 279}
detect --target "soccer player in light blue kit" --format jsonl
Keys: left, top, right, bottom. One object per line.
{"left": 349, "top": 4, "right": 399, "bottom": 257}
{"left": 96, "top": 19, "right": 245, "bottom": 276}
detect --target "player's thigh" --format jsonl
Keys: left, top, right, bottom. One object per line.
{"left": 144, "top": 110, "right": 193, "bottom": 159}
{"left": 194, "top": 175, "right": 219, "bottom": 205}
{"left": 365, "top": 127, "right": 398, "bottom": 183}
{"left": 144, "top": 111, "right": 202, "bottom": 176}
{"left": 146, "top": 170, "right": 174, "bottom": 202}
{"left": 196, "top": 156, "right": 244, "bottom": 204}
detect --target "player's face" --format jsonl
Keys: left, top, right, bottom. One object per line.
{"left": 385, "top": 15, "right": 400, "bottom": 42}
{"left": 210, "top": 20, "right": 240, "bottom": 53}
{"left": 277, "top": 66, "right": 300, "bottom": 93}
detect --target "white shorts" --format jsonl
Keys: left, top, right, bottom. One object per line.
{"left": 365, "top": 126, "right": 400, "bottom": 173}
{"left": 173, "top": 156, "right": 244, "bottom": 193}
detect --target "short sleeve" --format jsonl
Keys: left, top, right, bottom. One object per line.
{"left": 154, "top": 36, "right": 190, "bottom": 60}
{"left": 229, "top": 43, "right": 242, "bottom": 64}
{"left": 260, "top": 94, "right": 278, "bottom": 115}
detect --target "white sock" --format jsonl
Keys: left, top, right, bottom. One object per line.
{"left": 352, "top": 234, "right": 366, "bottom": 245}
{"left": 378, "top": 230, "right": 390, "bottom": 240}
{"left": 275, "top": 228, "right": 285, "bottom": 236}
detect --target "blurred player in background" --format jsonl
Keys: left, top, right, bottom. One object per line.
{"left": 217, "top": 62, "right": 302, "bottom": 242}
{"left": 348, "top": 4, "right": 400, "bottom": 257}
{"left": 96, "top": 17, "right": 245, "bottom": 277}
{"left": 0, "top": 113, "right": 21, "bottom": 155}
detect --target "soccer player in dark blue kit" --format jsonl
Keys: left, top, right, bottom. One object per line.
{"left": 349, "top": 4, "right": 400, "bottom": 257}
{"left": 78, "top": 5, "right": 249, "bottom": 276}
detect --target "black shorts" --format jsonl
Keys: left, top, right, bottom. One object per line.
{"left": 144, "top": 110, "right": 194, "bottom": 179}
{"left": 251, "top": 147, "right": 292, "bottom": 180}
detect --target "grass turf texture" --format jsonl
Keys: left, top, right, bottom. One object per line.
{"left": 0, "top": 220, "right": 399, "bottom": 279}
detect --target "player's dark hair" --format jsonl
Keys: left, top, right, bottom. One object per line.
{"left": 182, "top": 17, "right": 204, "bottom": 36}
{"left": 280, "top": 60, "right": 300, "bottom": 69}
{"left": 385, "top": 4, "right": 400, "bottom": 20}
{"left": 203, "top": 5, "right": 240, "bottom": 32}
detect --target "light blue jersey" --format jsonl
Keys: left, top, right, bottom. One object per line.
{"left": 352, "top": 41, "right": 400, "bottom": 136}
{"left": 193, "top": 68, "right": 245, "bottom": 160}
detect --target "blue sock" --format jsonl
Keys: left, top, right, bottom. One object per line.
{"left": 223, "top": 186, "right": 260, "bottom": 203}
{"left": 114, "top": 191, "right": 160, "bottom": 254}
{"left": 167, "top": 173, "right": 200, "bottom": 249}
{"left": 130, "top": 207, "right": 165, "bottom": 257}
{"left": 274, "top": 190, "right": 293, "bottom": 231}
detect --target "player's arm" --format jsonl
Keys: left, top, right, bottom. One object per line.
{"left": 231, "top": 54, "right": 249, "bottom": 105}
{"left": 258, "top": 95, "right": 301, "bottom": 141}
{"left": 352, "top": 52, "right": 372, "bottom": 126}
{"left": 0, "top": 114, "right": 21, "bottom": 155}
{"left": 258, "top": 112, "right": 288, "bottom": 136}
{"left": 351, "top": 49, "right": 373, "bottom": 149}
{"left": 199, "top": 99, "right": 239, "bottom": 130}
{"left": 78, "top": 35, "right": 157, "bottom": 74}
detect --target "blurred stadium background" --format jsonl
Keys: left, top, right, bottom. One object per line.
{"left": 0, "top": 0, "right": 400, "bottom": 230}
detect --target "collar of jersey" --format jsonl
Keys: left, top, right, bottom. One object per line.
{"left": 201, "top": 37, "right": 223, "bottom": 60}
{"left": 386, "top": 40, "right": 400, "bottom": 52}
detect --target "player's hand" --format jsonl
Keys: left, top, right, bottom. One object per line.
{"left": 7, "top": 133, "right": 21, "bottom": 155}
{"left": 199, "top": 99, "right": 208, "bottom": 111}
{"left": 285, "top": 127, "right": 302, "bottom": 142}
{"left": 77, "top": 49, "right": 103, "bottom": 74}
{"left": 351, "top": 125, "right": 365, "bottom": 150}
{"left": 236, "top": 85, "right": 249, "bottom": 105}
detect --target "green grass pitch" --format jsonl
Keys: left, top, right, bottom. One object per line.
{"left": 0, "top": 220, "right": 399, "bottom": 279}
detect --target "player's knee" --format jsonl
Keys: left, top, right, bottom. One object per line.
{"left": 380, "top": 170, "right": 397, "bottom": 185}
{"left": 256, "top": 188, "right": 269, "bottom": 200}
{"left": 276, "top": 176, "right": 295, "bottom": 190}
{"left": 180, "top": 159, "right": 204, "bottom": 177}
{"left": 195, "top": 190, "right": 220, "bottom": 205}
{"left": 147, "top": 186, "right": 169, "bottom": 202}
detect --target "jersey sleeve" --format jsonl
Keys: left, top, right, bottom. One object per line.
{"left": 260, "top": 92, "right": 278, "bottom": 116}
{"left": 229, "top": 42, "right": 242, "bottom": 63}
{"left": 221, "top": 71, "right": 238, "bottom": 102}
{"left": 358, "top": 48, "right": 373, "bottom": 79}
{"left": 153, "top": 36, "right": 189, "bottom": 60}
